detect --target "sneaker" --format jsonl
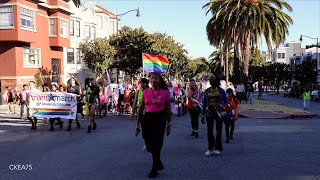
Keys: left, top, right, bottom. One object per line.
{"left": 195, "top": 132, "right": 199, "bottom": 138}
{"left": 205, "top": 150, "right": 211, "bottom": 157}
{"left": 191, "top": 131, "right": 195, "bottom": 136}
{"left": 213, "top": 150, "right": 221, "bottom": 155}
{"left": 142, "top": 145, "right": 147, "bottom": 151}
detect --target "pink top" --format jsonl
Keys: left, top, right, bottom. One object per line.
{"left": 100, "top": 94, "right": 107, "bottom": 103}
{"left": 142, "top": 88, "right": 170, "bottom": 112}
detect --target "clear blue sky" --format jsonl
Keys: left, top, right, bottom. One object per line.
{"left": 97, "top": 0, "right": 320, "bottom": 59}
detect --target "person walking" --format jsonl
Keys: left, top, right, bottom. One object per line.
{"left": 187, "top": 79, "right": 203, "bottom": 138}
{"left": 246, "top": 78, "right": 254, "bottom": 104}
{"left": 132, "top": 78, "right": 149, "bottom": 151}
{"left": 66, "top": 77, "right": 81, "bottom": 131}
{"left": 86, "top": 78, "right": 100, "bottom": 133}
{"left": 48, "top": 83, "right": 64, "bottom": 131}
{"left": 3, "top": 86, "right": 14, "bottom": 114}
{"left": 303, "top": 85, "right": 311, "bottom": 110}
{"left": 136, "top": 72, "right": 172, "bottom": 178}
{"left": 201, "top": 75, "right": 228, "bottom": 156}
{"left": 225, "top": 88, "right": 239, "bottom": 142}
{"left": 27, "top": 81, "right": 39, "bottom": 130}
{"left": 235, "top": 82, "right": 245, "bottom": 104}
{"left": 19, "top": 84, "right": 28, "bottom": 119}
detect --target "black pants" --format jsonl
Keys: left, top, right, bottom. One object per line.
{"left": 206, "top": 114, "right": 223, "bottom": 151}
{"left": 144, "top": 111, "right": 166, "bottom": 170}
{"left": 188, "top": 108, "right": 200, "bottom": 131}
{"left": 225, "top": 118, "right": 235, "bottom": 139}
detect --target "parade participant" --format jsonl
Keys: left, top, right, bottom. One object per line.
{"left": 246, "top": 78, "right": 254, "bottom": 104}
{"left": 225, "top": 88, "right": 239, "bottom": 142}
{"left": 86, "top": 78, "right": 100, "bottom": 133}
{"left": 167, "top": 81, "right": 177, "bottom": 115}
{"left": 118, "top": 86, "right": 125, "bottom": 115}
{"left": 19, "top": 84, "right": 28, "bottom": 119}
{"left": 136, "top": 73, "right": 171, "bottom": 178}
{"left": 13, "top": 86, "right": 19, "bottom": 114}
{"left": 66, "top": 77, "right": 81, "bottom": 131}
{"left": 99, "top": 87, "right": 108, "bottom": 117}
{"left": 27, "top": 81, "right": 39, "bottom": 130}
{"left": 235, "top": 82, "right": 245, "bottom": 104}
{"left": 59, "top": 83, "right": 67, "bottom": 93}
{"left": 201, "top": 75, "right": 228, "bottom": 156}
{"left": 132, "top": 78, "right": 149, "bottom": 151}
{"left": 187, "top": 79, "right": 203, "bottom": 138}
{"left": 49, "top": 83, "right": 64, "bottom": 131}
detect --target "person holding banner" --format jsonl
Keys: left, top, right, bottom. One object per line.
{"left": 136, "top": 72, "right": 172, "bottom": 178}
{"left": 66, "top": 77, "right": 81, "bottom": 131}
{"left": 48, "top": 83, "right": 64, "bottom": 131}
{"left": 27, "top": 81, "right": 39, "bottom": 130}
{"left": 86, "top": 78, "right": 100, "bottom": 133}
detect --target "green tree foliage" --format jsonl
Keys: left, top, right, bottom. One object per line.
{"left": 294, "top": 60, "right": 317, "bottom": 87}
{"left": 249, "top": 62, "right": 291, "bottom": 83}
{"left": 204, "top": 0, "right": 293, "bottom": 81}
{"left": 108, "top": 26, "right": 152, "bottom": 77}
{"left": 250, "top": 49, "right": 264, "bottom": 66}
{"left": 185, "top": 57, "right": 210, "bottom": 79}
{"left": 79, "top": 38, "right": 116, "bottom": 77}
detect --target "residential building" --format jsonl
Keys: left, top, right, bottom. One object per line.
{"left": 273, "top": 42, "right": 306, "bottom": 64}
{"left": 63, "top": 0, "right": 119, "bottom": 86}
{"left": 0, "top": 0, "right": 71, "bottom": 104}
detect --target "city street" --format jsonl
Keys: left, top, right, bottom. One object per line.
{"left": 0, "top": 104, "right": 320, "bottom": 179}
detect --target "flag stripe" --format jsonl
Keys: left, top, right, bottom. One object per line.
{"left": 142, "top": 53, "right": 169, "bottom": 73}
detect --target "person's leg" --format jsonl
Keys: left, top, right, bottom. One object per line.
{"left": 214, "top": 118, "right": 223, "bottom": 152}
{"left": 230, "top": 119, "right": 235, "bottom": 140}
{"left": 303, "top": 100, "right": 306, "bottom": 109}
{"left": 194, "top": 109, "right": 200, "bottom": 137}
{"left": 20, "top": 102, "right": 25, "bottom": 118}
{"left": 49, "top": 118, "right": 55, "bottom": 131}
{"left": 206, "top": 115, "right": 215, "bottom": 151}
{"left": 224, "top": 118, "right": 230, "bottom": 143}
{"left": 249, "top": 92, "right": 253, "bottom": 104}
{"left": 91, "top": 103, "right": 97, "bottom": 130}
{"left": 33, "top": 117, "right": 38, "bottom": 130}
{"left": 306, "top": 100, "right": 310, "bottom": 110}
{"left": 188, "top": 108, "right": 196, "bottom": 135}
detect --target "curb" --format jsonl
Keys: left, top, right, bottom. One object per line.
{"left": 239, "top": 113, "right": 319, "bottom": 119}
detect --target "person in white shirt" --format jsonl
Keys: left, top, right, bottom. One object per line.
{"left": 235, "top": 82, "right": 245, "bottom": 104}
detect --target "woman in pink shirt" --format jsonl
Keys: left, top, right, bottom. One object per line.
{"left": 136, "top": 72, "right": 172, "bottom": 178}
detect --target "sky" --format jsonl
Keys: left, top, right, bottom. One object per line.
{"left": 94, "top": 0, "right": 320, "bottom": 59}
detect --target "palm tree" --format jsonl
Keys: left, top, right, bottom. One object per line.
{"left": 204, "top": 0, "right": 293, "bottom": 82}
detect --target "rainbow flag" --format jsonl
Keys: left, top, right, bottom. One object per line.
{"left": 32, "top": 109, "right": 74, "bottom": 116}
{"left": 142, "top": 53, "right": 169, "bottom": 73}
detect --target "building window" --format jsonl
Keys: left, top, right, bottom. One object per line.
{"left": 60, "top": 19, "right": 68, "bottom": 37}
{"left": 70, "top": 19, "right": 74, "bottom": 36}
{"left": 0, "top": 6, "right": 13, "bottom": 28}
{"left": 75, "top": 20, "right": 80, "bottom": 37}
{"left": 91, "top": 26, "right": 96, "bottom": 39}
{"left": 277, "top": 53, "right": 281, "bottom": 59}
{"left": 282, "top": 53, "right": 285, "bottom": 59}
{"left": 67, "top": 48, "right": 74, "bottom": 64}
{"left": 20, "top": 7, "right": 35, "bottom": 29}
{"left": 84, "top": 25, "right": 90, "bottom": 39}
{"left": 23, "top": 48, "right": 40, "bottom": 67}
{"left": 76, "top": 48, "right": 81, "bottom": 64}
{"left": 49, "top": 18, "right": 56, "bottom": 36}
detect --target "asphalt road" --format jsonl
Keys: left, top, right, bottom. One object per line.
{"left": 0, "top": 110, "right": 320, "bottom": 180}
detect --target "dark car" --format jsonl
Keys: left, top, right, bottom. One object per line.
{"left": 284, "top": 84, "right": 300, "bottom": 98}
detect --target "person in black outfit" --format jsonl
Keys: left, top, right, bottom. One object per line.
{"left": 66, "top": 77, "right": 81, "bottom": 131}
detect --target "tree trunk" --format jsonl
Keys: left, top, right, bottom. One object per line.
{"left": 219, "top": 43, "right": 225, "bottom": 79}
{"left": 225, "top": 44, "right": 229, "bottom": 81}
{"left": 234, "top": 38, "right": 241, "bottom": 85}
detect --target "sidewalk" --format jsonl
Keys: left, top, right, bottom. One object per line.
{"left": 238, "top": 94, "right": 318, "bottom": 119}
{"left": 0, "top": 104, "right": 25, "bottom": 119}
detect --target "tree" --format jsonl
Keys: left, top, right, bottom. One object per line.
{"left": 79, "top": 38, "right": 116, "bottom": 77}
{"left": 294, "top": 60, "right": 317, "bottom": 87}
{"left": 203, "top": 0, "right": 293, "bottom": 82}
{"left": 185, "top": 57, "right": 210, "bottom": 79}
{"left": 250, "top": 48, "right": 264, "bottom": 66}
{"left": 108, "top": 26, "right": 152, "bottom": 78}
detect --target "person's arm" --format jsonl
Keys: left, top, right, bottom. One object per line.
{"left": 136, "top": 96, "right": 145, "bottom": 130}
{"left": 201, "top": 89, "right": 208, "bottom": 116}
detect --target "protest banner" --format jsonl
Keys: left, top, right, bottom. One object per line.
{"left": 29, "top": 92, "right": 77, "bottom": 119}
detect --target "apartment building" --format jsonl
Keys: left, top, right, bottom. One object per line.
{"left": 63, "top": 0, "right": 119, "bottom": 86}
{"left": 0, "top": 0, "right": 71, "bottom": 104}
{"left": 273, "top": 42, "right": 306, "bottom": 64}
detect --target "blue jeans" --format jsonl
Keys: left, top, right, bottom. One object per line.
{"left": 246, "top": 92, "right": 253, "bottom": 104}
{"left": 303, "top": 100, "right": 310, "bottom": 109}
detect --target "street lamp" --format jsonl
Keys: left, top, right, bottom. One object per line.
{"left": 300, "top": 34, "right": 319, "bottom": 83}
{"left": 115, "top": 8, "right": 140, "bottom": 84}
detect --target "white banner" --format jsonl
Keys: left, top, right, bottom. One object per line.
{"left": 29, "top": 92, "right": 77, "bottom": 119}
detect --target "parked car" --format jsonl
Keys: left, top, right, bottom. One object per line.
{"left": 311, "top": 90, "right": 320, "bottom": 101}
{"left": 284, "top": 84, "right": 300, "bottom": 98}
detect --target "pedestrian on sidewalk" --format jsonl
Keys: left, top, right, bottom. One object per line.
{"left": 13, "top": 86, "right": 19, "bottom": 114}
{"left": 201, "top": 74, "right": 228, "bottom": 157}
{"left": 235, "top": 82, "right": 245, "bottom": 104}
{"left": 3, "top": 86, "right": 14, "bottom": 114}
{"left": 187, "top": 79, "right": 203, "bottom": 138}
{"left": 303, "top": 85, "right": 311, "bottom": 110}
{"left": 136, "top": 72, "right": 172, "bottom": 178}
{"left": 19, "top": 84, "right": 28, "bottom": 119}
{"left": 246, "top": 78, "right": 254, "bottom": 104}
